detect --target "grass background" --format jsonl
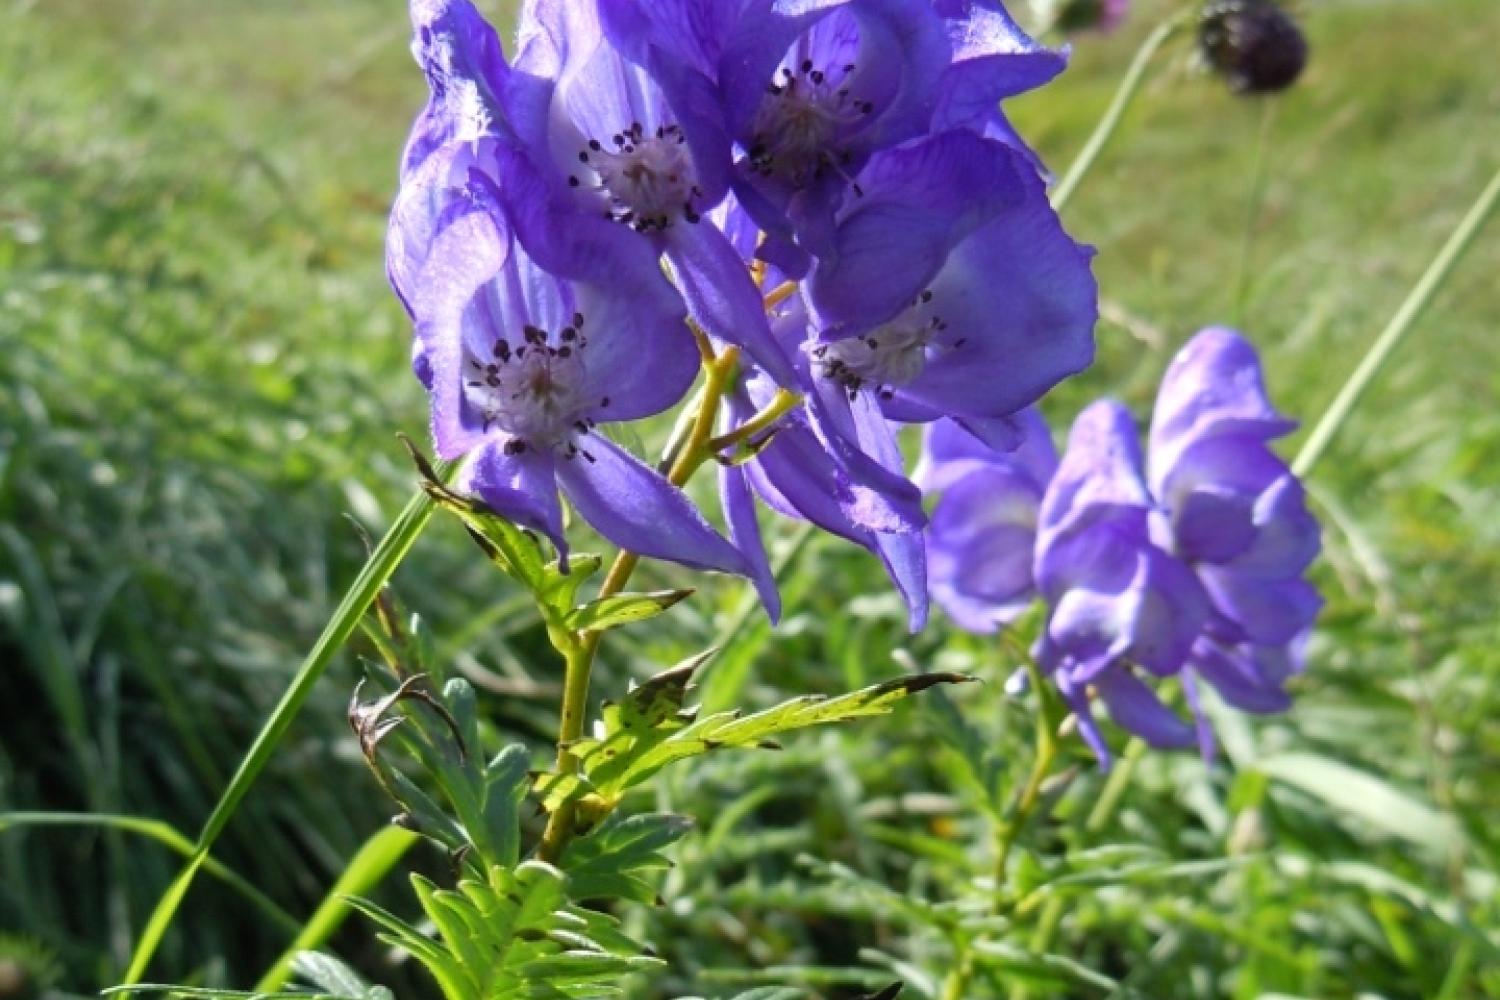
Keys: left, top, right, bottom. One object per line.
{"left": 1, "top": 0, "right": 1497, "bottom": 996}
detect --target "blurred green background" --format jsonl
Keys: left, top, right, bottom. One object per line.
{"left": 2, "top": 0, "right": 1497, "bottom": 997}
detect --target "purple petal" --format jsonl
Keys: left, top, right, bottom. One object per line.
{"left": 556, "top": 432, "right": 750, "bottom": 576}
{"left": 404, "top": 0, "right": 515, "bottom": 177}
{"left": 804, "top": 383, "right": 927, "bottom": 533}
{"left": 1225, "top": 473, "right": 1321, "bottom": 578}
{"left": 1198, "top": 568, "right": 1322, "bottom": 646}
{"left": 409, "top": 201, "right": 512, "bottom": 459}
{"left": 927, "top": 467, "right": 1041, "bottom": 632}
{"left": 1189, "top": 637, "right": 1293, "bottom": 713}
{"left": 1095, "top": 670, "right": 1196, "bottom": 748}
{"left": 664, "top": 223, "right": 799, "bottom": 386}
{"left": 475, "top": 155, "right": 698, "bottom": 421}
{"left": 874, "top": 525, "right": 929, "bottom": 632}
{"left": 462, "top": 438, "right": 568, "bottom": 559}
{"left": 915, "top": 409, "right": 1057, "bottom": 491}
{"left": 1147, "top": 327, "right": 1295, "bottom": 495}
{"left": 896, "top": 164, "right": 1097, "bottom": 420}
{"left": 388, "top": 141, "right": 483, "bottom": 316}
{"left": 597, "top": 0, "right": 736, "bottom": 203}
{"left": 721, "top": 463, "right": 782, "bottom": 622}
{"left": 1158, "top": 433, "right": 1288, "bottom": 563}
{"left": 808, "top": 131, "right": 1021, "bottom": 333}
{"left": 1038, "top": 400, "right": 1151, "bottom": 539}
{"left": 932, "top": 2, "right": 1068, "bottom": 131}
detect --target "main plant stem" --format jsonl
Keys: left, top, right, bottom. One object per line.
{"left": 538, "top": 343, "right": 759, "bottom": 862}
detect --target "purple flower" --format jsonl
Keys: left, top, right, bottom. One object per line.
{"left": 1025, "top": 331, "right": 1321, "bottom": 762}
{"left": 395, "top": 0, "right": 795, "bottom": 385}
{"left": 1148, "top": 327, "right": 1322, "bottom": 718}
{"left": 917, "top": 410, "right": 1057, "bottom": 632}
{"left": 790, "top": 127, "right": 1094, "bottom": 501}
{"left": 405, "top": 164, "right": 749, "bottom": 577}
{"left": 1033, "top": 400, "right": 1211, "bottom": 761}
{"left": 600, "top": 0, "right": 1064, "bottom": 273}
{"left": 716, "top": 281, "right": 930, "bottom": 629}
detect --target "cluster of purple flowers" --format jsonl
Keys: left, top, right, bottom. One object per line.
{"left": 387, "top": 0, "right": 1099, "bottom": 626}
{"left": 922, "top": 329, "right": 1321, "bottom": 760}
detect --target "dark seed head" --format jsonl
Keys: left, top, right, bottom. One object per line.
{"left": 1199, "top": 0, "right": 1308, "bottom": 94}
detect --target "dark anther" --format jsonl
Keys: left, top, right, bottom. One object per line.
{"left": 568, "top": 175, "right": 580, "bottom": 187}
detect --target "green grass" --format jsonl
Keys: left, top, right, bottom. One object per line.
{"left": 2, "top": 0, "right": 1498, "bottom": 997}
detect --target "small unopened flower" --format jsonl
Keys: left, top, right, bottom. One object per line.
{"left": 1199, "top": 0, "right": 1309, "bottom": 94}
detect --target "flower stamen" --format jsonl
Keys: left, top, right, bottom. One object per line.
{"left": 572, "top": 122, "right": 702, "bottom": 233}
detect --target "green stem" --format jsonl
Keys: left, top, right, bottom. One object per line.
{"left": 990, "top": 664, "right": 1060, "bottom": 902}
{"left": 1084, "top": 737, "right": 1146, "bottom": 834}
{"left": 537, "top": 348, "right": 742, "bottom": 863}
{"left": 940, "top": 955, "right": 973, "bottom": 1000}
{"left": 1232, "top": 100, "right": 1279, "bottom": 326}
{"left": 1050, "top": 9, "right": 1191, "bottom": 212}
{"left": 1292, "top": 164, "right": 1500, "bottom": 477}
{"left": 941, "top": 660, "right": 1062, "bottom": 1000}
{"left": 121, "top": 459, "right": 453, "bottom": 987}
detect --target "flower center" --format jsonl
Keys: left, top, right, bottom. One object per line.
{"left": 748, "top": 60, "right": 872, "bottom": 190}
{"left": 812, "top": 291, "right": 948, "bottom": 399}
{"left": 463, "top": 314, "right": 608, "bottom": 456}
{"left": 572, "top": 122, "right": 702, "bottom": 233}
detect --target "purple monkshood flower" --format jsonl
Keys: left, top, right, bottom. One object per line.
{"left": 803, "top": 129, "right": 1096, "bottom": 451}
{"left": 915, "top": 410, "right": 1057, "bottom": 632}
{"left": 601, "top": 0, "right": 1066, "bottom": 274}
{"left": 1033, "top": 400, "right": 1211, "bottom": 762}
{"left": 404, "top": 162, "right": 750, "bottom": 578}
{"left": 1148, "top": 328, "right": 1322, "bottom": 726}
{"left": 1028, "top": 330, "right": 1320, "bottom": 763}
{"left": 395, "top": 0, "right": 795, "bottom": 385}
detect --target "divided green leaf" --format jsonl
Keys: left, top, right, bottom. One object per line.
{"left": 350, "top": 861, "right": 662, "bottom": 1000}
{"left": 536, "top": 661, "right": 973, "bottom": 813}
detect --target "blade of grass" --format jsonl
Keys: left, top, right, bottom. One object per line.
{"left": 1293, "top": 164, "right": 1500, "bottom": 476}
{"left": 254, "top": 825, "right": 418, "bottom": 993}
{"left": 121, "top": 461, "right": 453, "bottom": 988}
{"left": 1050, "top": 7, "right": 1192, "bottom": 213}
{"left": 0, "top": 812, "right": 300, "bottom": 937}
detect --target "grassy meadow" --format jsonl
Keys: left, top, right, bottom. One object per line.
{"left": 2, "top": 0, "right": 1498, "bottom": 997}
